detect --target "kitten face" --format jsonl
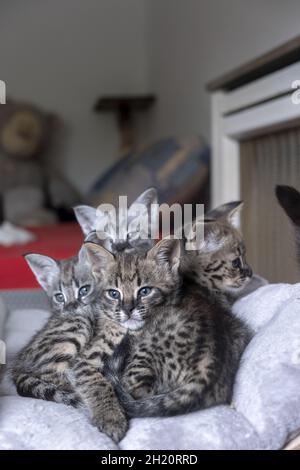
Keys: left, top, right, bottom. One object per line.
{"left": 24, "top": 247, "right": 101, "bottom": 316}
{"left": 201, "top": 227, "right": 252, "bottom": 292}
{"left": 74, "top": 188, "right": 158, "bottom": 254}
{"left": 186, "top": 202, "right": 252, "bottom": 293}
{"left": 84, "top": 239, "right": 181, "bottom": 330}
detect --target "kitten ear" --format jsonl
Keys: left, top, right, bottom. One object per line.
{"left": 205, "top": 201, "right": 243, "bottom": 227}
{"left": 188, "top": 220, "right": 226, "bottom": 253}
{"left": 130, "top": 187, "right": 158, "bottom": 209}
{"left": 225, "top": 202, "right": 243, "bottom": 229}
{"left": 147, "top": 238, "right": 181, "bottom": 269}
{"left": 276, "top": 185, "right": 300, "bottom": 226}
{"left": 24, "top": 253, "right": 59, "bottom": 291}
{"left": 276, "top": 185, "right": 300, "bottom": 267}
{"left": 84, "top": 230, "right": 113, "bottom": 251}
{"left": 77, "top": 243, "right": 91, "bottom": 265}
{"left": 73, "top": 205, "right": 97, "bottom": 236}
{"left": 83, "top": 242, "right": 115, "bottom": 276}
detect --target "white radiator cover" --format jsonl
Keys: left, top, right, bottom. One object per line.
{"left": 211, "top": 61, "right": 300, "bottom": 207}
{"left": 211, "top": 61, "right": 300, "bottom": 282}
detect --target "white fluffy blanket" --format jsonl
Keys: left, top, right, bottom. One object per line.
{"left": 1, "top": 283, "right": 300, "bottom": 450}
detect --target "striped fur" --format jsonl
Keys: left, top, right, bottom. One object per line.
{"left": 11, "top": 246, "right": 128, "bottom": 442}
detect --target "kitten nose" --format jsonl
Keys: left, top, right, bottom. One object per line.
{"left": 66, "top": 300, "right": 80, "bottom": 311}
{"left": 123, "top": 304, "right": 134, "bottom": 317}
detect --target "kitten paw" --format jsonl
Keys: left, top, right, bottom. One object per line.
{"left": 92, "top": 407, "right": 128, "bottom": 443}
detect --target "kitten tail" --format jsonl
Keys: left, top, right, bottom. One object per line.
{"left": 105, "top": 366, "right": 207, "bottom": 418}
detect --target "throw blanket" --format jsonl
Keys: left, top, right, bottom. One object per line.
{"left": 1, "top": 283, "right": 300, "bottom": 450}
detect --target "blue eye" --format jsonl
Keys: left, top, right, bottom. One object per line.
{"left": 55, "top": 293, "right": 65, "bottom": 303}
{"left": 78, "top": 285, "right": 91, "bottom": 298}
{"left": 138, "top": 286, "right": 152, "bottom": 297}
{"left": 108, "top": 289, "right": 121, "bottom": 300}
{"left": 232, "top": 257, "right": 241, "bottom": 269}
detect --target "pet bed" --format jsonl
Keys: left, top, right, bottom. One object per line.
{"left": 1, "top": 283, "right": 300, "bottom": 450}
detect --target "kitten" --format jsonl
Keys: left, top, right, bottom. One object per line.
{"left": 205, "top": 200, "right": 267, "bottom": 298}
{"left": 182, "top": 202, "right": 253, "bottom": 306}
{"left": 86, "top": 239, "right": 251, "bottom": 418}
{"left": 11, "top": 245, "right": 128, "bottom": 442}
{"left": 276, "top": 184, "right": 300, "bottom": 267}
{"left": 74, "top": 187, "right": 158, "bottom": 253}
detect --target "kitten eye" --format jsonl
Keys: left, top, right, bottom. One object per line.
{"left": 127, "top": 231, "right": 138, "bottom": 241}
{"left": 54, "top": 293, "right": 65, "bottom": 303}
{"left": 232, "top": 257, "right": 241, "bottom": 269}
{"left": 78, "top": 285, "right": 91, "bottom": 298}
{"left": 138, "top": 286, "right": 152, "bottom": 297}
{"left": 108, "top": 289, "right": 121, "bottom": 300}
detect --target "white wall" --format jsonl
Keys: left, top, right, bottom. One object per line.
{"left": 3, "top": 1, "right": 300, "bottom": 194}
{"left": 0, "top": 0, "right": 149, "bottom": 194}
{"left": 145, "top": 0, "right": 300, "bottom": 144}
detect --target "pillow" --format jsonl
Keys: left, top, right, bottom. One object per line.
{"left": 88, "top": 136, "right": 210, "bottom": 207}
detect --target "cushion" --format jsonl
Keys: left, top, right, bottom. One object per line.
{"left": 89, "top": 136, "right": 210, "bottom": 206}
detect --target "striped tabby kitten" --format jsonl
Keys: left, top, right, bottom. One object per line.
{"left": 11, "top": 245, "right": 128, "bottom": 442}
{"left": 12, "top": 188, "right": 159, "bottom": 442}
{"left": 182, "top": 202, "right": 253, "bottom": 306}
{"left": 86, "top": 239, "right": 250, "bottom": 418}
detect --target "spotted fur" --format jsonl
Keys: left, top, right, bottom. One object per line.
{"left": 182, "top": 202, "right": 253, "bottom": 306}
{"left": 93, "top": 238, "right": 251, "bottom": 418}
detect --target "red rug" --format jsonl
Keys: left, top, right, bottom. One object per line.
{"left": 0, "top": 223, "right": 83, "bottom": 289}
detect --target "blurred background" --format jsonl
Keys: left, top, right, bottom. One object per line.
{"left": 1, "top": 0, "right": 300, "bottom": 288}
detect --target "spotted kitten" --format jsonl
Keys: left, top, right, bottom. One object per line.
{"left": 86, "top": 238, "right": 250, "bottom": 418}
{"left": 182, "top": 202, "right": 253, "bottom": 306}
{"left": 11, "top": 245, "right": 128, "bottom": 442}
